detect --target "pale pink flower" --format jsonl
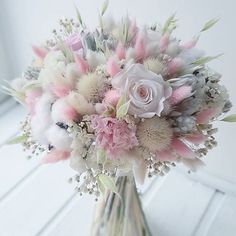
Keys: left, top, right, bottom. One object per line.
{"left": 64, "top": 33, "right": 82, "bottom": 51}
{"left": 91, "top": 115, "right": 138, "bottom": 157}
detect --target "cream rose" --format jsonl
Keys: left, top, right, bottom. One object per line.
{"left": 112, "top": 64, "right": 172, "bottom": 118}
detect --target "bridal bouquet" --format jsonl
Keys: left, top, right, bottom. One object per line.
{"left": 4, "top": 3, "right": 235, "bottom": 235}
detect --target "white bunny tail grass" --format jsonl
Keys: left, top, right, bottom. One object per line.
{"left": 136, "top": 117, "right": 173, "bottom": 152}
{"left": 76, "top": 73, "right": 108, "bottom": 103}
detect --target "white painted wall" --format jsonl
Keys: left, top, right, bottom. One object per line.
{"left": 1, "top": 0, "right": 236, "bottom": 183}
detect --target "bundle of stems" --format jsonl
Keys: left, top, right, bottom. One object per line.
{"left": 90, "top": 176, "right": 152, "bottom": 236}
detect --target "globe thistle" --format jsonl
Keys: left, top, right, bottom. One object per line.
{"left": 76, "top": 73, "right": 108, "bottom": 103}
{"left": 136, "top": 117, "right": 173, "bottom": 152}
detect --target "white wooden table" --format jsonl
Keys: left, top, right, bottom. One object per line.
{"left": 0, "top": 104, "right": 236, "bottom": 236}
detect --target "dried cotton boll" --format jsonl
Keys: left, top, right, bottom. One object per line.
{"left": 31, "top": 93, "right": 55, "bottom": 144}
{"left": 76, "top": 73, "right": 108, "bottom": 103}
{"left": 47, "top": 125, "right": 72, "bottom": 151}
{"left": 165, "top": 41, "right": 181, "bottom": 57}
{"left": 136, "top": 117, "right": 173, "bottom": 152}
{"left": 143, "top": 58, "right": 164, "bottom": 75}
{"left": 43, "top": 51, "right": 66, "bottom": 68}
{"left": 51, "top": 97, "right": 78, "bottom": 123}
{"left": 66, "top": 92, "right": 95, "bottom": 115}
{"left": 86, "top": 50, "right": 106, "bottom": 70}
{"left": 65, "top": 63, "right": 81, "bottom": 80}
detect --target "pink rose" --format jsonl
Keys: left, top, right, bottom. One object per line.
{"left": 112, "top": 64, "right": 172, "bottom": 118}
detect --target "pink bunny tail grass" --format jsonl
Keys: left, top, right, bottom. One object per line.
{"left": 62, "top": 106, "right": 78, "bottom": 122}
{"left": 196, "top": 108, "right": 218, "bottom": 124}
{"left": 41, "top": 150, "right": 70, "bottom": 164}
{"left": 51, "top": 84, "right": 72, "bottom": 98}
{"left": 75, "top": 54, "right": 89, "bottom": 73}
{"left": 159, "top": 34, "right": 169, "bottom": 53}
{"left": 130, "top": 18, "right": 137, "bottom": 35}
{"left": 134, "top": 35, "right": 146, "bottom": 61}
{"left": 168, "top": 85, "right": 192, "bottom": 105}
{"left": 167, "top": 58, "right": 183, "bottom": 76}
{"left": 116, "top": 42, "right": 126, "bottom": 60}
{"left": 182, "top": 36, "right": 199, "bottom": 49}
{"left": 184, "top": 134, "right": 207, "bottom": 145}
{"left": 155, "top": 150, "right": 176, "bottom": 161}
{"left": 104, "top": 90, "right": 120, "bottom": 107}
{"left": 171, "top": 138, "right": 195, "bottom": 159}
{"left": 107, "top": 57, "right": 120, "bottom": 76}
{"left": 32, "top": 45, "right": 48, "bottom": 59}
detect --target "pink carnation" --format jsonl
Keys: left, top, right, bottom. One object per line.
{"left": 91, "top": 115, "right": 138, "bottom": 157}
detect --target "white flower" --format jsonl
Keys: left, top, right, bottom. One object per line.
{"left": 112, "top": 64, "right": 172, "bottom": 118}
{"left": 47, "top": 125, "right": 72, "bottom": 151}
{"left": 43, "top": 51, "right": 66, "bottom": 68}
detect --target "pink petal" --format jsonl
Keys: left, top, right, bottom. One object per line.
{"left": 171, "top": 138, "right": 195, "bottom": 159}
{"left": 41, "top": 150, "right": 70, "bottom": 164}
{"left": 168, "top": 85, "right": 192, "bottom": 105}
{"left": 104, "top": 90, "right": 120, "bottom": 107}
{"left": 106, "top": 57, "right": 120, "bottom": 76}
{"left": 62, "top": 106, "right": 78, "bottom": 122}
{"left": 32, "top": 45, "right": 48, "bottom": 59}
{"left": 155, "top": 150, "right": 176, "bottom": 161}
{"left": 159, "top": 34, "right": 169, "bottom": 53}
{"left": 184, "top": 134, "right": 207, "bottom": 145}
{"left": 116, "top": 42, "right": 126, "bottom": 60}
{"left": 74, "top": 54, "right": 89, "bottom": 73}
{"left": 134, "top": 34, "right": 146, "bottom": 60}
{"left": 196, "top": 108, "right": 218, "bottom": 124}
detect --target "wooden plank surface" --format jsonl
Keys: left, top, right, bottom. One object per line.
{"left": 144, "top": 171, "right": 215, "bottom": 236}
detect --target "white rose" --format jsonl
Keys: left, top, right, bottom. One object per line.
{"left": 112, "top": 64, "right": 172, "bottom": 118}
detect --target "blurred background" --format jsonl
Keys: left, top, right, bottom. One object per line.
{"left": 0, "top": 0, "right": 236, "bottom": 236}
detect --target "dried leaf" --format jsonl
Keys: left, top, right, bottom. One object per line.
{"left": 221, "top": 114, "right": 236, "bottom": 122}
{"left": 201, "top": 18, "right": 219, "bottom": 32}
{"left": 6, "top": 134, "right": 28, "bottom": 145}
{"left": 191, "top": 54, "right": 223, "bottom": 66}
{"left": 163, "top": 13, "right": 177, "bottom": 33}
{"left": 101, "top": 0, "right": 109, "bottom": 16}
{"left": 98, "top": 174, "right": 116, "bottom": 193}
{"left": 74, "top": 5, "right": 83, "bottom": 26}
{"left": 97, "top": 149, "right": 107, "bottom": 164}
{"left": 116, "top": 101, "right": 130, "bottom": 118}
